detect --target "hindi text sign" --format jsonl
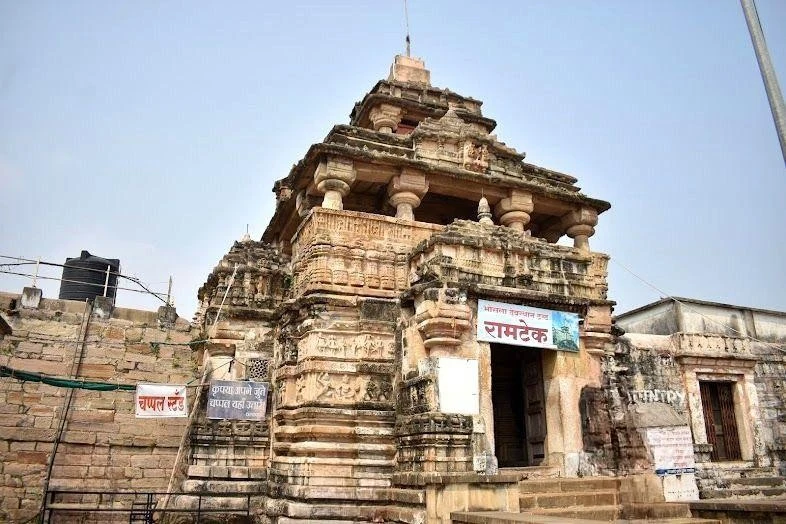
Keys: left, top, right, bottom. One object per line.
{"left": 135, "top": 384, "right": 188, "bottom": 418}
{"left": 477, "top": 299, "right": 579, "bottom": 351}
{"left": 207, "top": 380, "right": 268, "bottom": 420}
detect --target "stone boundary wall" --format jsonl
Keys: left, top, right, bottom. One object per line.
{"left": 0, "top": 292, "right": 199, "bottom": 523}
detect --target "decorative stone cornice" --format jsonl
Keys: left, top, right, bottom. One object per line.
{"left": 368, "top": 103, "right": 403, "bottom": 133}
{"left": 413, "top": 287, "right": 471, "bottom": 357}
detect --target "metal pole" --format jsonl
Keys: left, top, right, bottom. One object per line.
{"left": 166, "top": 276, "right": 173, "bottom": 307}
{"left": 103, "top": 264, "right": 110, "bottom": 297}
{"left": 32, "top": 256, "right": 40, "bottom": 288}
{"left": 740, "top": 0, "right": 786, "bottom": 166}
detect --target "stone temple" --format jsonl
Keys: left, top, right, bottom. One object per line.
{"left": 3, "top": 55, "right": 785, "bottom": 523}
{"left": 192, "top": 54, "right": 616, "bottom": 521}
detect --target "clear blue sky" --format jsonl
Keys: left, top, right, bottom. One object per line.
{"left": 2, "top": 1, "right": 785, "bottom": 319}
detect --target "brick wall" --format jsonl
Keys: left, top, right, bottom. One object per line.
{"left": 0, "top": 292, "right": 199, "bottom": 522}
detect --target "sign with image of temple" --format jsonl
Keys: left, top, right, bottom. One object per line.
{"left": 182, "top": 56, "right": 786, "bottom": 522}
{"left": 477, "top": 299, "right": 580, "bottom": 351}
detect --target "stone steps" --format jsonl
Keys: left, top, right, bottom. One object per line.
{"left": 519, "top": 477, "right": 620, "bottom": 493}
{"left": 623, "top": 502, "right": 692, "bottom": 519}
{"left": 516, "top": 476, "right": 715, "bottom": 523}
{"left": 519, "top": 490, "right": 618, "bottom": 510}
{"left": 451, "top": 513, "right": 721, "bottom": 524}
{"left": 727, "top": 476, "right": 786, "bottom": 487}
{"left": 700, "top": 486, "right": 786, "bottom": 499}
{"left": 523, "top": 504, "right": 621, "bottom": 521}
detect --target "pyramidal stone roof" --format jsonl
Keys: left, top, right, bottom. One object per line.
{"left": 264, "top": 55, "right": 609, "bottom": 246}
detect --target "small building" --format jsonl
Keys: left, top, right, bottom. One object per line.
{"left": 614, "top": 297, "right": 786, "bottom": 500}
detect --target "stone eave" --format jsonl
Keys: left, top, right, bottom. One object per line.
{"left": 349, "top": 80, "right": 491, "bottom": 129}
{"left": 401, "top": 279, "right": 614, "bottom": 312}
{"left": 521, "top": 162, "right": 578, "bottom": 186}
{"left": 407, "top": 222, "right": 599, "bottom": 260}
{"left": 263, "top": 140, "right": 610, "bottom": 242}
{"left": 410, "top": 127, "right": 525, "bottom": 163}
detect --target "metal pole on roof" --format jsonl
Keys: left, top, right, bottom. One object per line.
{"left": 740, "top": 0, "right": 786, "bottom": 166}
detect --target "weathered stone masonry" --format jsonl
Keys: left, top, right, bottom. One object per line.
{"left": 0, "top": 291, "right": 197, "bottom": 523}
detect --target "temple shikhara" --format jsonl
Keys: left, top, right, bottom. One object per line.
{"left": 192, "top": 55, "right": 627, "bottom": 520}
{"left": 2, "top": 55, "right": 785, "bottom": 523}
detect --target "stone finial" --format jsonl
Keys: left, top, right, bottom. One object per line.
{"left": 388, "top": 169, "right": 428, "bottom": 221}
{"left": 562, "top": 207, "right": 598, "bottom": 252}
{"left": 477, "top": 197, "right": 493, "bottom": 225}
{"left": 314, "top": 157, "right": 356, "bottom": 210}
{"left": 494, "top": 190, "right": 534, "bottom": 233}
{"left": 388, "top": 55, "right": 431, "bottom": 86}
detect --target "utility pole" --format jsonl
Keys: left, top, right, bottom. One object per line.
{"left": 740, "top": 0, "right": 786, "bottom": 166}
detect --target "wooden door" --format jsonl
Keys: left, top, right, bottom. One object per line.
{"left": 700, "top": 381, "right": 742, "bottom": 461}
{"left": 491, "top": 346, "right": 526, "bottom": 467}
{"left": 522, "top": 351, "right": 546, "bottom": 465}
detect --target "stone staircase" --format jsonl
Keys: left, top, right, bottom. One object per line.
{"left": 454, "top": 476, "right": 720, "bottom": 523}
{"left": 696, "top": 464, "right": 786, "bottom": 500}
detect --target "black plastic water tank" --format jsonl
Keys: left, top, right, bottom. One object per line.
{"left": 58, "top": 251, "right": 121, "bottom": 303}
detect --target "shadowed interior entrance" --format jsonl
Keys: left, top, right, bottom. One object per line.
{"left": 491, "top": 343, "right": 546, "bottom": 467}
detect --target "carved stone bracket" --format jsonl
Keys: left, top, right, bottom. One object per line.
{"left": 369, "top": 103, "right": 404, "bottom": 133}
{"left": 413, "top": 287, "right": 471, "bottom": 357}
{"left": 314, "top": 157, "right": 356, "bottom": 210}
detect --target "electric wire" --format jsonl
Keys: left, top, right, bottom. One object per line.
{"left": 613, "top": 258, "right": 786, "bottom": 352}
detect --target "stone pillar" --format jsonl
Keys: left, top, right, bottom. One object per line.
{"left": 494, "top": 190, "right": 534, "bottom": 233}
{"left": 388, "top": 169, "right": 428, "bottom": 221}
{"left": 369, "top": 103, "right": 403, "bottom": 133}
{"left": 562, "top": 207, "right": 598, "bottom": 252}
{"left": 314, "top": 157, "right": 356, "bottom": 210}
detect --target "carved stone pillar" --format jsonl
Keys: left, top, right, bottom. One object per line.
{"left": 413, "top": 287, "right": 471, "bottom": 357}
{"left": 314, "top": 157, "right": 356, "bottom": 210}
{"left": 388, "top": 169, "right": 428, "bottom": 221}
{"left": 369, "top": 103, "right": 403, "bottom": 133}
{"left": 562, "top": 207, "right": 598, "bottom": 252}
{"left": 494, "top": 190, "right": 534, "bottom": 233}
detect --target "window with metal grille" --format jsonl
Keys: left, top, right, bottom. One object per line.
{"left": 246, "top": 358, "right": 270, "bottom": 381}
{"left": 699, "top": 381, "right": 742, "bottom": 461}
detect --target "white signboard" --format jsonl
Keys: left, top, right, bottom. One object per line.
{"left": 644, "top": 426, "right": 696, "bottom": 475}
{"left": 135, "top": 384, "right": 188, "bottom": 418}
{"left": 643, "top": 425, "right": 699, "bottom": 501}
{"left": 437, "top": 358, "right": 479, "bottom": 415}
{"left": 477, "top": 299, "right": 580, "bottom": 351}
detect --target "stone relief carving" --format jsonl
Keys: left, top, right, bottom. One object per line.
{"left": 308, "top": 332, "right": 394, "bottom": 360}
{"left": 462, "top": 141, "right": 489, "bottom": 172}
{"left": 316, "top": 373, "right": 360, "bottom": 400}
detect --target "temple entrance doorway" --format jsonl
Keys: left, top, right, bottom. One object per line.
{"left": 491, "top": 343, "right": 547, "bottom": 467}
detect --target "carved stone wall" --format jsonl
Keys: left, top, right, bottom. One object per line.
{"left": 408, "top": 220, "right": 609, "bottom": 302}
